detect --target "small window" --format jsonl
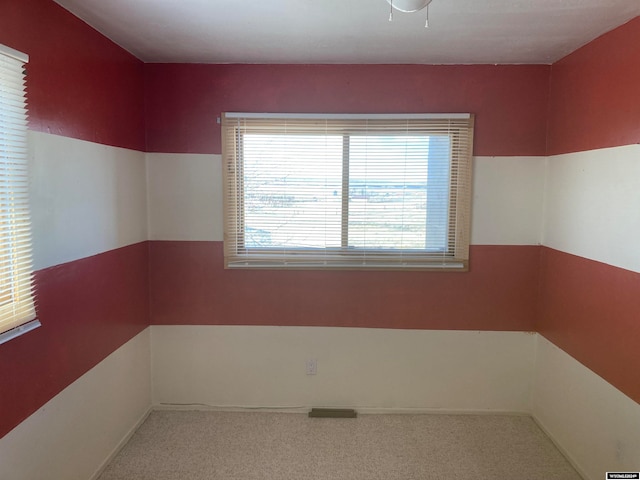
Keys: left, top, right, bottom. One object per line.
{"left": 221, "top": 113, "right": 474, "bottom": 270}
{"left": 0, "top": 45, "right": 38, "bottom": 343}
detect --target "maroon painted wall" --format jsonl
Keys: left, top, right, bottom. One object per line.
{"left": 2, "top": 0, "right": 145, "bottom": 151}
{"left": 144, "top": 63, "right": 550, "bottom": 156}
{"left": 150, "top": 243, "right": 540, "bottom": 331}
{"left": 547, "top": 16, "right": 640, "bottom": 156}
{"left": 541, "top": 17, "right": 640, "bottom": 404}
{"left": 0, "top": 0, "right": 148, "bottom": 438}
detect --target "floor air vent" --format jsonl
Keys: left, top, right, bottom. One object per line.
{"left": 308, "top": 408, "right": 357, "bottom": 418}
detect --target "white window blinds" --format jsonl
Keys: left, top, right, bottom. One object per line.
{"left": 222, "top": 113, "right": 474, "bottom": 270}
{"left": 0, "top": 45, "right": 37, "bottom": 338}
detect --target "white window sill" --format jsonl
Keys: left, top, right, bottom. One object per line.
{"left": 0, "top": 319, "right": 41, "bottom": 346}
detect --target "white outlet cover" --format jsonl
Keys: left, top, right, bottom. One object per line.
{"left": 306, "top": 359, "right": 317, "bottom": 375}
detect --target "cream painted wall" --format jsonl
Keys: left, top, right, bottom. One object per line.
{"left": 542, "top": 145, "right": 640, "bottom": 273}
{"left": 151, "top": 326, "right": 536, "bottom": 413}
{"left": 532, "top": 335, "right": 640, "bottom": 480}
{"left": 0, "top": 329, "right": 151, "bottom": 480}
{"left": 146, "top": 153, "right": 546, "bottom": 245}
{"left": 146, "top": 153, "right": 223, "bottom": 241}
{"left": 29, "top": 131, "right": 148, "bottom": 270}
{"left": 471, "top": 156, "right": 545, "bottom": 245}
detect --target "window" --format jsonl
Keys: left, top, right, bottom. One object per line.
{"left": 0, "top": 45, "right": 38, "bottom": 343}
{"left": 221, "top": 113, "right": 474, "bottom": 270}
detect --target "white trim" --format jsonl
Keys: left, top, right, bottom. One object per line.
{"left": 154, "top": 403, "right": 531, "bottom": 416}
{"left": 226, "top": 262, "right": 465, "bottom": 269}
{"left": 89, "top": 406, "right": 153, "bottom": 480}
{"left": 223, "top": 112, "right": 471, "bottom": 120}
{"left": 0, "top": 319, "right": 41, "bottom": 346}
{"left": 0, "top": 44, "right": 28, "bottom": 63}
{"left": 532, "top": 415, "right": 592, "bottom": 480}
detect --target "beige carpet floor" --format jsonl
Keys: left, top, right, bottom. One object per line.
{"left": 98, "top": 411, "right": 582, "bottom": 480}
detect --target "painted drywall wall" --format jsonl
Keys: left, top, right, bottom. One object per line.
{"left": 539, "top": 17, "right": 640, "bottom": 406}
{"left": 533, "top": 16, "right": 640, "bottom": 478}
{"left": 149, "top": 242, "right": 540, "bottom": 330}
{"left": 146, "top": 153, "right": 224, "bottom": 242}
{"left": 547, "top": 16, "right": 640, "bottom": 156}
{"left": 471, "top": 156, "right": 545, "bottom": 245}
{"left": 0, "top": 129, "right": 151, "bottom": 476}
{"left": 0, "top": 133, "right": 149, "bottom": 441}
{"left": 146, "top": 153, "right": 546, "bottom": 245}
{"left": 0, "top": 240, "right": 149, "bottom": 438}
{"left": 538, "top": 247, "right": 640, "bottom": 405}
{"left": 542, "top": 145, "right": 640, "bottom": 273}
{"left": 144, "top": 63, "right": 550, "bottom": 156}
{"left": 144, "top": 63, "right": 549, "bottom": 331}
{"left": 533, "top": 335, "right": 640, "bottom": 480}
{"left": 30, "top": 132, "right": 148, "bottom": 270}
{"left": 0, "top": 0, "right": 149, "bottom": 442}
{"left": 152, "top": 326, "right": 536, "bottom": 413}
{"left": 0, "top": 330, "right": 151, "bottom": 480}
{"left": 146, "top": 153, "right": 544, "bottom": 330}
{"left": 2, "top": 0, "right": 145, "bottom": 150}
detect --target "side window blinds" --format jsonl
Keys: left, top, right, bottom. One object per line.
{"left": 0, "top": 45, "right": 37, "bottom": 341}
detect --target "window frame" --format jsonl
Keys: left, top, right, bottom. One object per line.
{"left": 221, "top": 113, "right": 474, "bottom": 271}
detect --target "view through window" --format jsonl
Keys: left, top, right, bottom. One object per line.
{"left": 243, "top": 133, "right": 450, "bottom": 251}
{"left": 222, "top": 114, "right": 474, "bottom": 270}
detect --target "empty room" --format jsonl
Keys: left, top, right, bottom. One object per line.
{"left": 0, "top": 0, "right": 639, "bottom": 479}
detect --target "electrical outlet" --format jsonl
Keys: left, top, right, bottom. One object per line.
{"left": 306, "top": 358, "right": 317, "bottom": 375}
{"left": 615, "top": 440, "right": 625, "bottom": 462}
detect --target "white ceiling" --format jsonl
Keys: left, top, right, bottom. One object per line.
{"left": 54, "top": 0, "right": 640, "bottom": 64}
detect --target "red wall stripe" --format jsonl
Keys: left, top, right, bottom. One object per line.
{"left": 0, "top": 243, "right": 149, "bottom": 439}
{"left": 547, "top": 16, "right": 640, "bottom": 155}
{"left": 144, "top": 63, "right": 550, "bottom": 157}
{"left": 537, "top": 247, "right": 640, "bottom": 405}
{"left": 149, "top": 241, "right": 540, "bottom": 332}
{"left": 0, "top": 0, "right": 146, "bottom": 151}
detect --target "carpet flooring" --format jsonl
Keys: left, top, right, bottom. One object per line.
{"left": 98, "top": 411, "right": 582, "bottom": 480}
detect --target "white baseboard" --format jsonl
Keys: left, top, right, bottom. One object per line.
{"left": 532, "top": 414, "right": 590, "bottom": 480}
{"left": 89, "top": 406, "right": 153, "bottom": 480}
{"left": 154, "top": 402, "right": 530, "bottom": 417}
